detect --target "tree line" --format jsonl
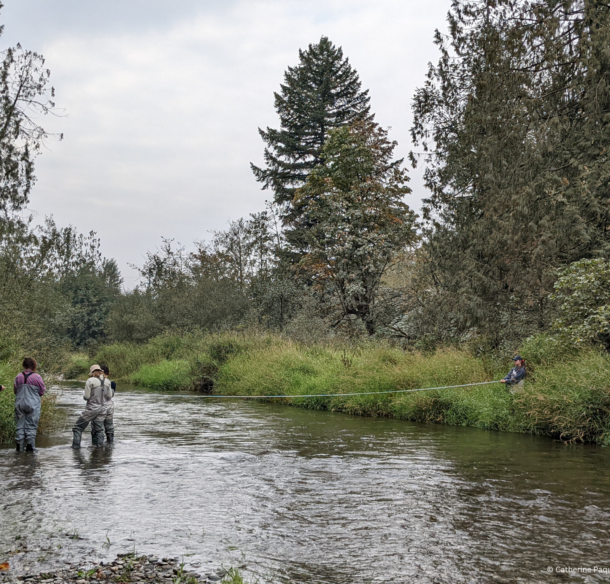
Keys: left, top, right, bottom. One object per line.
{"left": 2, "top": 0, "right": 610, "bottom": 361}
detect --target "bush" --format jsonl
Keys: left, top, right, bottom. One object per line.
{"left": 519, "top": 333, "right": 579, "bottom": 367}
{"left": 64, "top": 353, "right": 90, "bottom": 380}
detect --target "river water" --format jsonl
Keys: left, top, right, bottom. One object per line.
{"left": 1, "top": 384, "right": 610, "bottom": 583}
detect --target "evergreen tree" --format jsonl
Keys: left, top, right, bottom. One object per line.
{"left": 251, "top": 36, "right": 373, "bottom": 249}
{"left": 410, "top": 0, "right": 610, "bottom": 342}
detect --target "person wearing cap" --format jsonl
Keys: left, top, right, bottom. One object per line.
{"left": 71, "top": 364, "right": 113, "bottom": 449}
{"left": 501, "top": 356, "right": 526, "bottom": 394}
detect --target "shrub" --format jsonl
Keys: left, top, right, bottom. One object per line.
{"left": 64, "top": 353, "right": 90, "bottom": 380}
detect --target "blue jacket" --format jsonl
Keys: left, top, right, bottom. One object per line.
{"left": 503, "top": 366, "right": 526, "bottom": 385}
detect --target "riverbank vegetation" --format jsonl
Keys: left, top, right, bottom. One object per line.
{"left": 2, "top": 1, "right": 610, "bottom": 444}
{"left": 57, "top": 331, "right": 610, "bottom": 445}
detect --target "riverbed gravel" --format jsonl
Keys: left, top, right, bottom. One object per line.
{"left": 0, "top": 555, "right": 227, "bottom": 584}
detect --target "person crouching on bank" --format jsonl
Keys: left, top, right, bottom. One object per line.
{"left": 14, "top": 357, "right": 46, "bottom": 453}
{"left": 72, "top": 364, "right": 113, "bottom": 449}
{"left": 501, "top": 356, "right": 526, "bottom": 394}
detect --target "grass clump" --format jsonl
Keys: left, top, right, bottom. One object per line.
{"left": 221, "top": 568, "right": 252, "bottom": 584}
{"left": 131, "top": 360, "right": 192, "bottom": 391}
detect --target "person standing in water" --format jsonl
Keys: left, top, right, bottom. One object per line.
{"left": 100, "top": 364, "right": 116, "bottom": 444}
{"left": 72, "top": 364, "right": 113, "bottom": 449}
{"left": 14, "top": 357, "right": 46, "bottom": 452}
{"left": 501, "top": 356, "right": 526, "bottom": 394}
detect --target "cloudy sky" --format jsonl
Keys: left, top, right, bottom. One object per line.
{"left": 2, "top": 0, "right": 451, "bottom": 287}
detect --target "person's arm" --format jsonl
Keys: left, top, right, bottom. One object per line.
{"left": 500, "top": 369, "right": 512, "bottom": 384}
{"left": 512, "top": 367, "right": 526, "bottom": 383}
{"left": 84, "top": 379, "right": 93, "bottom": 401}
{"left": 0, "top": 384, "right": 4, "bottom": 392}
{"left": 33, "top": 374, "right": 46, "bottom": 396}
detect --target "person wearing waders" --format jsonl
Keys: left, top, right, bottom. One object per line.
{"left": 14, "top": 357, "right": 46, "bottom": 452}
{"left": 71, "top": 364, "right": 113, "bottom": 449}
{"left": 100, "top": 364, "right": 116, "bottom": 444}
{"left": 501, "top": 356, "right": 526, "bottom": 394}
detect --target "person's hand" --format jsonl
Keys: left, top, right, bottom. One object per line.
{"left": 0, "top": 385, "right": 5, "bottom": 392}
{"left": 500, "top": 380, "right": 506, "bottom": 384}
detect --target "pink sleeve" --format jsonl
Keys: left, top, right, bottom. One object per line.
{"left": 33, "top": 374, "right": 46, "bottom": 396}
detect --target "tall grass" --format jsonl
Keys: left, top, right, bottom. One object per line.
{"left": 79, "top": 331, "right": 610, "bottom": 444}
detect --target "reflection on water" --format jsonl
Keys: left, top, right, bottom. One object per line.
{"left": 1, "top": 384, "right": 610, "bottom": 583}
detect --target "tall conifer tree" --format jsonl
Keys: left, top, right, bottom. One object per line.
{"left": 251, "top": 36, "right": 373, "bottom": 241}
{"left": 411, "top": 0, "right": 610, "bottom": 341}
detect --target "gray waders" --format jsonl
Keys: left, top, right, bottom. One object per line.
{"left": 72, "top": 376, "right": 112, "bottom": 448}
{"left": 15, "top": 373, "right": 42, "bottom": 452}
{"left": 104, "top": 401, "right": 115, "bottom": 443}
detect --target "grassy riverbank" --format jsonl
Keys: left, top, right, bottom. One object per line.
{"left": 60, "top": 332, "right": 610, "bottom": 445}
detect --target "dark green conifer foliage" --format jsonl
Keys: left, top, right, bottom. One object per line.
{"left": 251, "top": 36, "right": 373, "bottom": 233}
{"left": 411, "top": 0, "right": 610, "bottom": 342}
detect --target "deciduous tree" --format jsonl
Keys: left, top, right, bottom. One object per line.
{"left": 294, "top": 121, "right": 417, "bottom": 334}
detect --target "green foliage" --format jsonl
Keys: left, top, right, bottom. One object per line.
{"left": 216, "top": 333, "right": 610, "bottom": 444}
{"left": 63, "top": 353, "right": 90, "bottom": 380}
{"left": 61, "top": 330, "right": 610, "bottom": 443}
{"left": 410, "top": 0, "right": 610, "bottom": 343}
{"left": 59, "top": 258, "right": 123, "bottom": 349}
{"left": 130, "top": 360, "right": 192, "bottom": 391}
{"left": 251, "top": 36, "right": 373, "bottom": 257}
{"left": 516, "top": 350, "right": 610, "bottom": 443}
{"left": 221, "top": 568, "right": 250, "bottom": 584}
{"left": 551, "top": 259, "right": 610, "bottom": 347}
{"left": 294, "top": 121, "right": 418, "bottom": 334}
{"left": 519, "top": 333, "right": 579, "bottom": 367}
{"left": 0, "top": 4, "right": 59, "bottom": 217}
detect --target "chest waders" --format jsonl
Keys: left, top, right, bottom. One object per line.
{"left": 14, "top": 372, "right": 42, "bottom": 452}
{"left": 104, "top": 393, "right": 115, "bottom": 444}
{"left": 72, "top": 377, "right": 111, "bottom": 449}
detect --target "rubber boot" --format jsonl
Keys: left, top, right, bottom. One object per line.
{"left": 72, "top": 418, "right": 88, "bottom": 449}
{"left": 105, "top": 432, "right": 114, "bottom": 444}
{"left": 72, "top": 430, "right": 81, "bottom": 449}
{"left": 91, "top": 429, "right": 105, "bottom": 447}
{"left": 25, "top": 444, "right": 36, "bottom": 453}
{"left": 15, "top": 442, "right": 21, "bottom": 453}
{"left": 91, "top": 417, "right": 106, "bottom": 447}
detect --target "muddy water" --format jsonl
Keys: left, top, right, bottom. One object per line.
{"left": 1, "top": 384, "right": 610, "bottom": 583}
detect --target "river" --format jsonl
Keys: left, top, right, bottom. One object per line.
{"left": 1, "top": 384, "right": 610, "bottom": 583}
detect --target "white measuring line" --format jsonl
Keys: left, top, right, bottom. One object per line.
{"left": 173, "top": 380, "right": 502, "bottom": 399}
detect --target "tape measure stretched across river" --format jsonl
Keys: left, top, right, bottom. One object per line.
{"left": 174, "top": 380, "right": 503, "bottom": 399}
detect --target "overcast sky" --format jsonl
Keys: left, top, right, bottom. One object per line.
{"left": 2, "top": 0, "right": 451, "bottom": 287}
